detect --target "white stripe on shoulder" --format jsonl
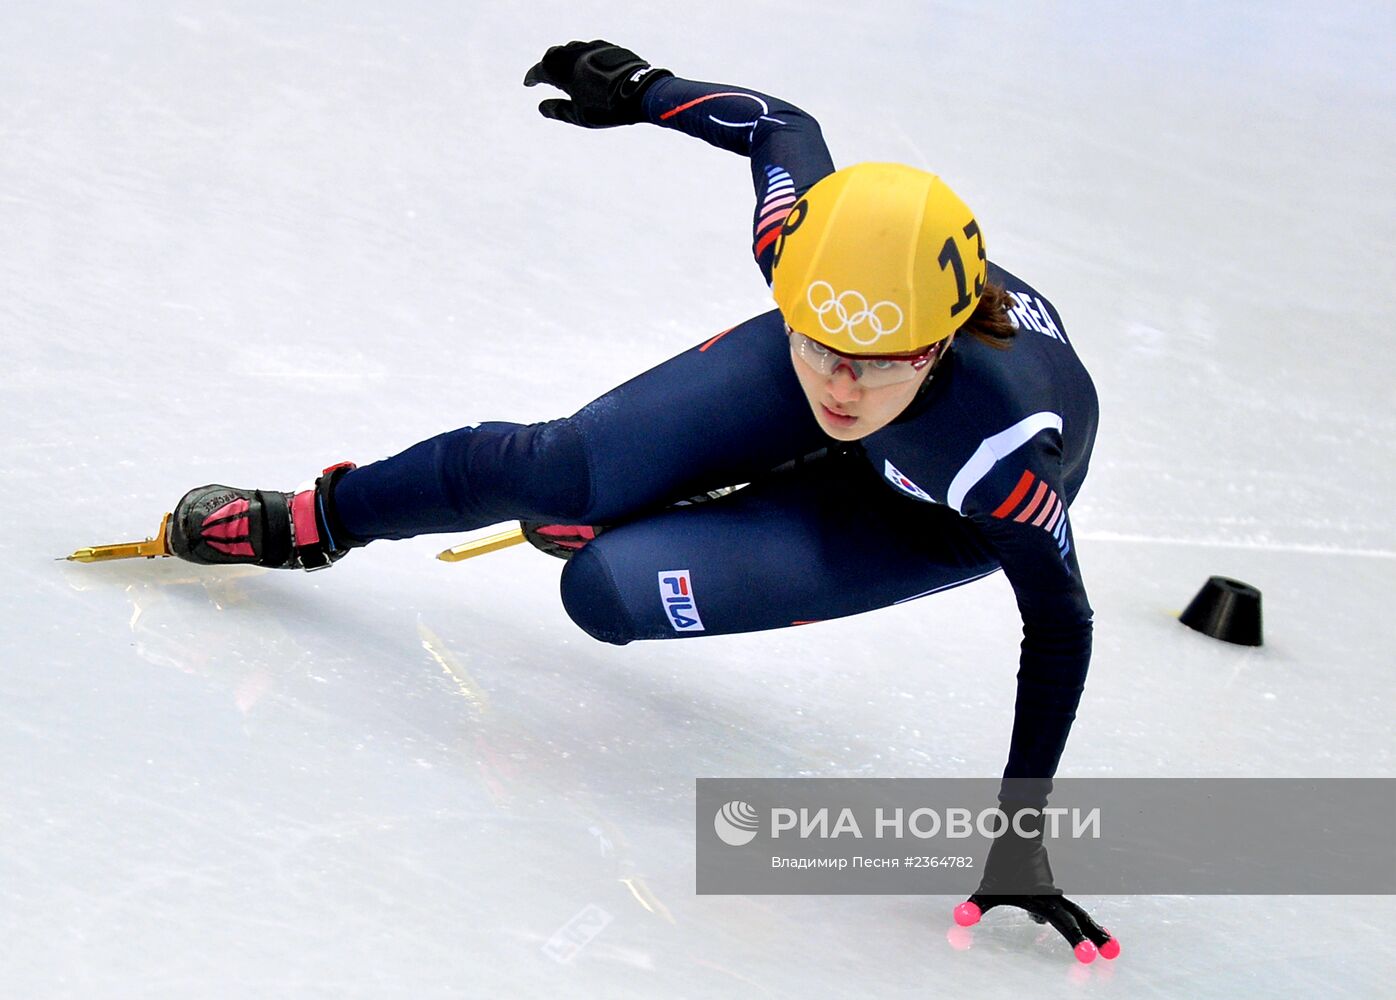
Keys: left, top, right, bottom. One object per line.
{"left": 946, "top": 411, "right": 1063, "bottom": 513}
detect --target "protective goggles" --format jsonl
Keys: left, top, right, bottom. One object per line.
{"left": 787, "top": 326, "right": 944, "bottom": 388}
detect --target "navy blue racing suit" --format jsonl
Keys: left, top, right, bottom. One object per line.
{"left": 332, "top": 76, "right": 1100, "bottom": 802}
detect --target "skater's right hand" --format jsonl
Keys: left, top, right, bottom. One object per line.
{"left": 523, "top": 40, "right": 671, "bottom": 128}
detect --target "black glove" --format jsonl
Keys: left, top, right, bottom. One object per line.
{"left": 522, "top": 39, "right": 672, "bottom": 128}
{"left": 954, "top": 803, "right": 1120, "bottom": 964}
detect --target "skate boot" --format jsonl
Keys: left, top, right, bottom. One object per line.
{"left": 169, "top": 462, "right": 360, "bottom": 570}
{"left": 519, "top": 486, "right": 742, "bottom": 561}
{"left": 521, "top": 521, "right": 605, "bottom": 560}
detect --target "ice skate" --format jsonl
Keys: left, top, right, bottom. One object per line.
{"left": 169, "top": 463, "right": 357, "bottom": 571}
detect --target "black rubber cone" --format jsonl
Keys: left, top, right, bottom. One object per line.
{"left": 1179, "top": 576, "right": 1263, "bottom": 646}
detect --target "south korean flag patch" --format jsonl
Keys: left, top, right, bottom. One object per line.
{"left": 884, "top": 460, "right": 935, "bottom": 503}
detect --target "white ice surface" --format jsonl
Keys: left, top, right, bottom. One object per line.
{"left": 3, "top": 2, "right": 1394, "bottom": 997}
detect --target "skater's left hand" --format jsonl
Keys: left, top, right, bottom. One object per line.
{"left": 952, "top": 802, "right": 1120, "bottom": 964}
{"left": 955, "top": 890, "right": 1118, "bottom": 964}
{"left": 523, "top": 39, "right": 671, "bottom": 128}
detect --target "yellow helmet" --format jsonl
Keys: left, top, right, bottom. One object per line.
{"left": 771, "top": 162, "right": 986, "bottom": 354}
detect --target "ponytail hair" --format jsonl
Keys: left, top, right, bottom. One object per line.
{"left": 957, "top": 281, "right": 1017, "bottom": 349}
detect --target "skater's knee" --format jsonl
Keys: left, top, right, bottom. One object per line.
{"left": 560, "top": 545, "right": 637, "bottom": 645}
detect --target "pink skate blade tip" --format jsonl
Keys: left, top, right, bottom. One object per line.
{"left": 1074, "top": 940, "right": 1098, "bottom": 964}
{"left": 952, "top": 902, "right": 981, "bottom": 927}
{"left": 1098, "top": 937, "right": 1120, "bottom": 960}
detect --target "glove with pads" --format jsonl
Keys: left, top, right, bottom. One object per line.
{"left": 954, "top": 802, "right": 1121, "bottom": 964}
{"left": 523, "top": 39, "right": 671, "bottom": 128}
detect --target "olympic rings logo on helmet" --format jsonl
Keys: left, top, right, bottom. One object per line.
{"left": 805, "top": 281, "right": 905, "bottom": 347}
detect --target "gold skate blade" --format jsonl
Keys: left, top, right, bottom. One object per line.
{"left": 436, "top": 526, "right": 527, "bottom": 562}
{"left": 64, "top": 513, "right": 173, "bottom": 562}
